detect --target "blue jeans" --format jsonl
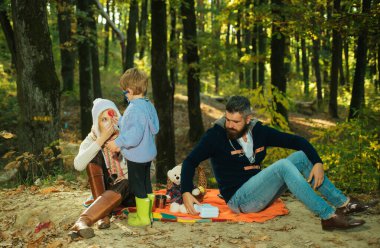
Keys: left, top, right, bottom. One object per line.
{"left": 227, "top": 151, "right": 348, "bottom": 220}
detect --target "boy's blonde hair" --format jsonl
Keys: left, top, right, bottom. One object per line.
{"left": 119, "top": 68, "right": 148, "bottom": 95}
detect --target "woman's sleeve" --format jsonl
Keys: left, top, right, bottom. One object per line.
{"left": 73, "top": 135, "right": 102, "bottom": 171}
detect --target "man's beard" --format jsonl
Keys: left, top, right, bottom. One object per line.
{"left": 226, "top": 123, "right": 249, "bottom": 140}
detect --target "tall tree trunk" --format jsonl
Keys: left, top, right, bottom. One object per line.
{"left": 11, "top": 0, "right": 60, "bottom": 155}
{"left": 243, "top": 0, "right": 252, "bottom": 88}
{"left": 349, "top": 0, "right": 371, "bottom": 119}
{"left": 111, "top": 0, "right": 115, "bottom": 41}
{"left": 89, "top": 4, "right": 102, "bottom": 98}
{"left": 151, "top": 0, "right": 175, "bottom": 184}
{"left": 0, "top": 5, "right": 17, "bottom": 68}
{"left": 236, "top": 9, "right": 244, "bottom": 87}
{"left": 322, "top": 0, "right": 332, "bottom": 86}
{"left": 169, "top": 3, "right": 178, "bottom": 89}
{"left": 377, "top": 42, "right": 380, "bottom": 93}
{"left": 312, "top": 38, "right": 323, "bottom": 106}
{"left": 197, "top": 0, "right": 205, "bottom": 32}
{"left": 301, "top": 38, "right": 309, "bottom": 96}
{"left": 77, "top": 0, "right": 93, "bottom": 139}
{"left": 258, "top": 17, "right": 266, "bottom": 87}
{"left": 57, "top": 0, "right": 75, "bottom": 92}
{"left": 344, "top": 39, "right": 349, "bottom": 85}
{"left": 226, "top": 21, "right": 230, "bottom": 46}
{"left": 295, "top": 34, "right": 300, "bottom": 75}
{"left": 212, "top": 0, "right": 221, "bottom": 94}
{"left": 270, "top": 0, "right": 287, "bottom": 123}
{"left": 329, "top": 0, "right": 341, "bottom": 118}
{"left": 181, "top": 0, "right": 204, "bottom": 142}
{"left": 139, "top": 0, "right": 148, "bottom": 59}
{"left": 339, "top": 46, "right": 345, "bottom": 85}
{"left": 104, "top": 0, "right": 110, "bottom": 68}
{"left": 125, "top": 0, "right": 138, "bottom": 70}
{"left": 252, "top": 23, "right": 258, "bottom": 89}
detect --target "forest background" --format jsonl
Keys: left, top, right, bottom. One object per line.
{"left": 0, "top": 0, "right": 379, "bottom": 196}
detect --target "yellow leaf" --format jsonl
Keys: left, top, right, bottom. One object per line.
{"left": 0, "top": 131, "right": 14, "bottom": 139}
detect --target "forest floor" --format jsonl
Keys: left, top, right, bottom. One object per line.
{"left": 1, "top": 93, "right": 380, "bottom": 248}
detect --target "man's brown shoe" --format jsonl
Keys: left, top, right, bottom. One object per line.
{"left": 321, "top": 213, "right": 365, "bottom": 231}
{"left": 336, "top": 197, "right": 373, "bottom": 215}
{"left": 97, "top": 216, "right": 111, "bottom": 229}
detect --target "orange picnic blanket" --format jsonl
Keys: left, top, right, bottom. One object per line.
{"left": 153, "top": 189, "right": 289, "bottom": 223}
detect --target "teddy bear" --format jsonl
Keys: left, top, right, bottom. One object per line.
{"left": 166, "top": 164, "right": 206, "bottom": 214}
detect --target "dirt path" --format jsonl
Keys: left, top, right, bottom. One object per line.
{"left": 0, "top": 186, "right": 379, "bottom": 248}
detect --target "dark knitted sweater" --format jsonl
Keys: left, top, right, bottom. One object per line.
{"left": 181, "top": 117, "right": 323, "bottom": 203}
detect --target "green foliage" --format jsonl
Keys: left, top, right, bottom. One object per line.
{"left": 311, "top": 110, "right": 380, "bottom": 193}
{"left": 240, "top": 86, "right": 290, "bottom": 131}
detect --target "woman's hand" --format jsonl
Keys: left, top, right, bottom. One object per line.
{"left": 308, "top": 163, "right": 324, "bottom": 190}
{"left": 96, "top": 124, "right": 115, "bottom": 147}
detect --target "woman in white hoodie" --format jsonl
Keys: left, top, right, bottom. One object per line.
{"left": 70, "top": 98, "right": 155, "bottom": 239}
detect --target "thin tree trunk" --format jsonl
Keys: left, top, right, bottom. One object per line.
{"left": 212, "top": 0, "right": 221, "bottom": 94}
{"left": 104, "top": 0, "right": 110, "bottom": 68}
{"left": 226, "top": 22, "right": 230, "bottom": 46}
{"left": 349, "top": 0, "right": 371, "bottom": 119}
{"left": 89, "top": 4, "right": 102, "bottom": 98}
{"left": 312, "top": 38, "right": 323, "bottom": 106}
{"left": 125, "top": 0, "right": 138, "bottom": 70}
{"left": 181, "top": 0, "right": 204, "bottom": 142}
{"left": 295, "top": 34, "right": 300, "bottom": 75}
{"left": 197, "top": 0, "right": 205, "bottom": 32}
{"left": 344, "top": 39, "right": 349, "bottom": 85}
{"left": 329, "top": 0, "right": 341, "bottom": 118}
{"left": 244, "top": 0, "right": 252, "bottom": 88}
{"left": 0, "top": 6, "right": 17, "bottom": 68}
{"left": 151, "top": 0, "right": 175, "bottom": 184}
{"left": 252, "top": 23, "right": 258, "bottom": 89}
{"left": 339, "top": 46, "right": 345, "bottom": 85}
{"left": 11, "top": 0, "right": 60, "bottom": 155}
{"left": 271, "top": 0, "right": 287, "bottom": 123}
{"left": 57, "top": 0, "right": 75, "bottom": 92}
{"left": 236, "top": 9, "right": 244, "bottom": 87}
{"left": 301, "top": 38, "right": 309, "bottom": 96}
{"left": 258, "top": 19, "right": 266, "bottom": 87}
{"left": 139, "top": 0, "right": 148, "bottom": 59}
{"left": 169, "top": 4, "right": 178, "bottom": 90}
{"left": 94, "top": 0, "right": 126, "bottom": 70}
{"left": 111, "top": 0, "right": 115, "bottom": 41}
{"left": 77, "top": 0, "right": 93, "bottom": 139}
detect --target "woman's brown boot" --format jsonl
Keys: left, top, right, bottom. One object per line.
{"left": 70, "top": 191, "right": 122, "bottom": 238}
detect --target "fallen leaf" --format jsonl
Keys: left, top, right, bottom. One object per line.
{"left": 27, "top": 234, "right": 45, "bottom": 248}
{"left": 34, "top": 221, "right": 51, "bottom": 233}
{"left": 40, "top": 187, "right": 61, "bottom": 194}
{"left": 0, "top": 131, "right": 15, "bottom": 139}
{"left": 46, "top": 240, "right": 63, "bottom": 248}
{"left": 2, "top": 150, "right": 16, "bottom": 159}
{"left": 4, "top": 161, "right": 20, "bottom": 170}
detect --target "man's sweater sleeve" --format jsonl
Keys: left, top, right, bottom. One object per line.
{"left": 181, "top": 129, "right": 215, "bottom": 194}
{"left": 262, "top": 125, "right": 323, "bottom": 165}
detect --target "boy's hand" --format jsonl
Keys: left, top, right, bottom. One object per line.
{"left": 106, "top": 140, "right": 120, "bottom": 153}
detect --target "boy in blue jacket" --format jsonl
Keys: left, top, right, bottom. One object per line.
{"left": 107, "top": 68, "right": 159, "bottom": 227}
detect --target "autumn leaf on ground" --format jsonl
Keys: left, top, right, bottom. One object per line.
{"left": 0, "top": 131, "right": 15, "bottom": 139}
{"left": 34, "top": 221, "right": 51, "bottom": 233}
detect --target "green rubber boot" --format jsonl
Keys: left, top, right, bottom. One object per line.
{"left": 147, "top": 193, "right": 155, "bottom": 226}
{"left": 128, "top": 197, "right": 151, "bottom": 227}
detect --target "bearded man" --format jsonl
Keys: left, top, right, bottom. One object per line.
{"left": 181, "top": 95, "right": 370, "bottom": 231}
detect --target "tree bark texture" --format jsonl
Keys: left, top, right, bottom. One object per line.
{"left": 125, "top": 0, "right": 138, "bottom": 70}
{"left": 139, "top": 0, "right": 148, "bottom": 59}
{"left": 301, "top": 38, "right": 309, "bottom": 96}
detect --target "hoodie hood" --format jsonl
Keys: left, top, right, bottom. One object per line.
{"left": 145, "top": 99, "right": 159, "bottom": 135}
{"left": 91, "top": 98, "right": 121, "bottom": 137}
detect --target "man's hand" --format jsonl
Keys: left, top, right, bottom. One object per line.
{"left": 182, "top": 192, "right": 201, "bottom": 215}
{"left": 105, "top": 140, "right": 120, "bottom": 153}
{"left": 308, "top": 162, "right": 324, "bottom": 190}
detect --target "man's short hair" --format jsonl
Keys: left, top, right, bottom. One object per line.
{"left": 119, "top": 68, "right": 148, "bottom": 95}
{"left": 226, "top": 96, "right": 252, "bottom": 117}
